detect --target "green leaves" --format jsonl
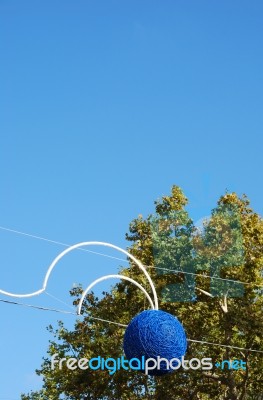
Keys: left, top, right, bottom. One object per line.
{"left": 22, "top": 186, "right": 263, "bottom": 400}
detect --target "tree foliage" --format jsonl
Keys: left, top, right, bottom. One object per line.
{"left": 22, "top": 186, "right": 263, "bottom": 400}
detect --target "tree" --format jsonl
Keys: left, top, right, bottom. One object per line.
{"left": 22, "top": 186, "right": 263, "bottom": 400}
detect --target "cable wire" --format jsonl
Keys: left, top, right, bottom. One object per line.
{"left": 0, "top": 226, "right": 126, "bottom": 262}
{"left": 45, "top": 291, "right": 75, "bottom": 311}
{"left": 147, "top": 265, "right": 263, "bottom": 287}
{"left": 187, "top": 338, "right": 263, "bottom": 353}
{"left": 0, "top": 226, "right": 262, "bottom": 352}
{"left": 0, "top": 225, "right": 262, "bottom": 288}
{"left": 0, "top": 298, "right": 262, "bottom": 354}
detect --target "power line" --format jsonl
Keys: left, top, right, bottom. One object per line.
{"left": 0, "top": 226, "right": 262, "bottom": 351}
{"left": 0, "top": 298, "right": 127, "bottom": 327}
{"left": 187, "top": 339, "right": 263, "bottom": 353}
{"left": 147, "top": 266, "right": 263, "bottom": 288}
{"left": 0, "top": 298, "right": 262, "bottom": 354}
{"left": 45, "top": 291, "right": 75, "bottom": 311}
{"left": 0, "top": 225, "right": 262, "bottom": 288}
{"left": 0, "top": 298, "right": 75, "bottom": 315}
{"left": 0, "top": 226, "right": 126, "bottom": 262}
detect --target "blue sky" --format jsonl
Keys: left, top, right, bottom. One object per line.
{"left": 0, "top": 0, "right": 263, "bottom": 398}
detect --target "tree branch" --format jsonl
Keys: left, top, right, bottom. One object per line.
{"left": 219, "top": 294, "right": 228, "bottom": 313}
{"left": 196, "top": 287, "right": 214, "bottom": 298}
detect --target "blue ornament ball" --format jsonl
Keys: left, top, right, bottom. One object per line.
{"left": 123, "top": 309, "right": 187, "bottom": 376}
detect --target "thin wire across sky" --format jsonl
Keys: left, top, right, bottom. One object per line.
{"left": 0, "top": 225, "right": 262, "bottom": 355}
{"left": 0, "top": 225, "right": 262, "bottom": 288}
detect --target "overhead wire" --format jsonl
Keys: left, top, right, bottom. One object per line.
{"left": 147, "top": 265, "right": 263, "bottom": 287}
{"left": 0, "top": 225, "right": 262, "bottom": 354}
{"left": 0, "top": 225, "right": 262, "bottom": 288}
{"left": 45, "top": 291, "right": 75, "bottom": 311}
{"left": 0, "top": 297, "right": 262, "bottom": 354}
{"left": 0, "top": 226, "right": 126, "bottom": 262}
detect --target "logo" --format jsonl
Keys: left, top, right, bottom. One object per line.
{"left": 214, "top": 359, "right": 246, "bottom": 370}
{"left": 51, "top": 354, "right": 215, "bottom": 375}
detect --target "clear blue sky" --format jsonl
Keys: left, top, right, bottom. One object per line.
{"left": 0, "top": 1, "right": 262, "bottom": 398}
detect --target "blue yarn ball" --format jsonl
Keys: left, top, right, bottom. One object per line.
{"left": 123, "top": 310, "right": 187, "bottom": 376}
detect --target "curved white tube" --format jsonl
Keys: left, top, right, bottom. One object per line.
{"left": 0, "top": 241, "right": 158, "bottom": 309}
{"left": 0, "top": 288, "right": 44, "bottom": 298}
{"left": 77, "top": 274, "right": 155, "bottom": 314}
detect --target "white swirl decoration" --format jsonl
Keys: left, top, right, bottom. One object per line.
{"left": 0, "top": 241, "right": 158, "bottom": 314}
